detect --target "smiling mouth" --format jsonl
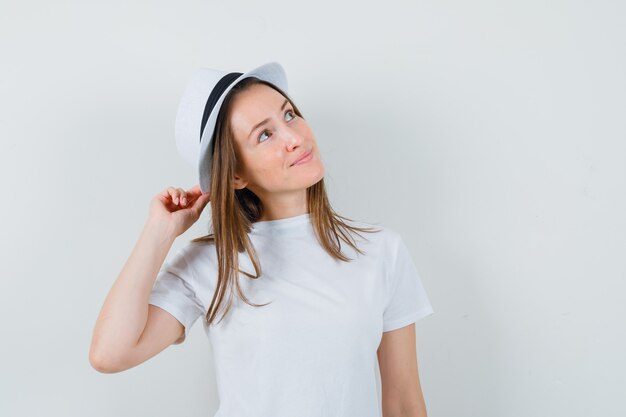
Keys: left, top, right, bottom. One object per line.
{"left": 291, "top": 150, "right": 313, "bottom": 167}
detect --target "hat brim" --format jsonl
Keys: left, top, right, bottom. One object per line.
{"left": 198, "top": 61, "right": 289, "bottom": 194}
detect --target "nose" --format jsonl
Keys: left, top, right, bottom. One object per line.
{"left": 281, "top": 125, "right": 305, "bottom": 150}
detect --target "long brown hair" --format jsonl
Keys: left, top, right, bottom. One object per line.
{"left": 189, "top": 76, "right": 381, "bottom": 327}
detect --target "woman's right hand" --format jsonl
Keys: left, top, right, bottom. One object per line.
{"left": 147, "top": 184, "right": 211, "bottom": 238}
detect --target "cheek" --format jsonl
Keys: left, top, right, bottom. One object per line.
{"left": 247, "top": 152, "right": 286, "bottom": 184}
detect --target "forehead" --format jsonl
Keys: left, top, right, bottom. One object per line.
{"left": 229, "top": 84, "right": 286, "bottom": 137}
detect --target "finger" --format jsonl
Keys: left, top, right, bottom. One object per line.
{"left": 185, "top": 184, "right": 204, "bottom": 199}
{"left": 166, "top": 187, "right": 180, "bottom": 205}
{"left": 176, "top": 188, "right": 186, "bottom": 206}
{"left": 158, "top": 186, "right": 176, "bottom": 199}
{"left": 191, "top": 192, "right": 210, "bottom": 212}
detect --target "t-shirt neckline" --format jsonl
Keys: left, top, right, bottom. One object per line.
{"left": 250, "top": 213, "right": 312, "bottom": 234}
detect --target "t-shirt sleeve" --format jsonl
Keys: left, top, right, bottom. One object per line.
{"left": 148, "top": 245, "right": 205, "bottom": 344}
{"left": 382, "top": 234, "right": 435, "bottom": 332}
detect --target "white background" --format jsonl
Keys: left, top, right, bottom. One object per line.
{"left": 1, "top": 1, "right": 624, "bottom": 416}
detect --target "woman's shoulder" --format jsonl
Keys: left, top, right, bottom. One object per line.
{"left": 342, "top": 217, "right": 403, "bottom": 249}
{"left": 176, "top": 239, "right": 218, "bottom": 270}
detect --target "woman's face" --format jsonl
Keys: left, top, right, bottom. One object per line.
{"left": 229, "top": 83, "right": 324, "bottom": 197}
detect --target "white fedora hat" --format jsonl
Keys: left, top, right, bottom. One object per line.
{"left": 174, "top": 61, "right": 289, "bottom": 194}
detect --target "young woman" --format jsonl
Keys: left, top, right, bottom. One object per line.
{"left": 89, "top": 62, "right": 435, "bottom": 417}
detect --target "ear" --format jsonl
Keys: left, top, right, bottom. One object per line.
{"left": 233, "top": 172, "right": 249, "bottom": 190}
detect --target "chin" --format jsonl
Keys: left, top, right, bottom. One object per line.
{"left": 303, "top": 161, "right": 324, "bottom": 179}
{"left": 281, "top": 160, "right": 324, "bottom": 189}
{"left": 287, "top": 171, "right": 324, "bottom": 191}
{"left": 304, "top": 167, "right": 325, "bottom": 188}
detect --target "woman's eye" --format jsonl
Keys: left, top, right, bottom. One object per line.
{"left": 258, "top": 130, "right": 270, "bottom": 143}
{"left": 257, "top": 109, "right": 297, "bottom": 143}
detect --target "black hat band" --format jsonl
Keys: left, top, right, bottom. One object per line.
{"left": 200, "top": 71, "right": 243, "bottom": 142}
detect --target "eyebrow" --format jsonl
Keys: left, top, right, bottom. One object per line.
{"left": 248, "top": 98, "right": 290, "bottom": 139}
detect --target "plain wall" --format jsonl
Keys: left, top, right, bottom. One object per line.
{"left": 1, "top": 0, "right": 624, "bottom": 416}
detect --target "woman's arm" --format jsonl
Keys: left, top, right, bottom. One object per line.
{"left": 89, "top": 220, "right": 180, "bottom": 373}
{"left": 377, "top": 323, "right": 429, "bottom": 417}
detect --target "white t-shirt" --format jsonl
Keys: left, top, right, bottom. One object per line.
{"left": 148, "top": 213, "right": 434, "bottom": 417}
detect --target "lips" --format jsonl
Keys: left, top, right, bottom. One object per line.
{"left": 291, "top": 150, "right": 313, "bottom": 167}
